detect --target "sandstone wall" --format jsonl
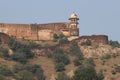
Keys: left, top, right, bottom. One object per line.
{"left": 0, "top": 32, "right": 10, "bottom": 43}
{"left": 38, "top": 30, "right": 53, "bottom": 40}
{"left": 78, "top": 35, "right": 108, "bottom": 44}
{"left": 0, "top": 22, "right": 78, "bottom": 41}
{"left": 1, "top": 23, "right": 31, "bottom": 39}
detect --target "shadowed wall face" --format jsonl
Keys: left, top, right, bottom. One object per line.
{"left": 0, "top": 33, "right": 10, "bottom": 43}
{"left": 78, "top": 35, "right": 108, "bottom": 44}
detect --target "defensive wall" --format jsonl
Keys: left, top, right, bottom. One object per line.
{"left": 0, "top": 13, "right": 108, "bottom": 45}
{"left": 0, "top": 32, "right": 10, "bottom": 43}
{"left": 77, "top": 35, "right": 108, "bottom": 44}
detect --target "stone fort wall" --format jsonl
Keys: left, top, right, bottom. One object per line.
{"left": 77, "top": 35, "right": 108, "bottom": 44}
{"left": 0, "top": 23, "right": 108, "bottom": 44}
{"left": 0, "top": 32, "right": 10, "bottom": 43}
{"left": 0, "top": 23, "right": 72, "bottom": 41}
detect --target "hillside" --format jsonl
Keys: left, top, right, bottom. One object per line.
{"left": 0, "top": 39, "right": 120, "bottom": 80}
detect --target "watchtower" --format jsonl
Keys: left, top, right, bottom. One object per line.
{"left": 69, "top": 13, "right": 79, "bottom": 36}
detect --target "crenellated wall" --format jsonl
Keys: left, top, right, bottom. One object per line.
{"left": 77, "top": 35, "right": 108, "bottom": 44}
{"left": 0, "top": 22, "right": 108, "bottom": 44}
{"left": 0, "top": 22, "right": 75, "bottom": 41}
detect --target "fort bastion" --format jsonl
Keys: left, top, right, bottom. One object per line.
{"left": 0, "top": 13, "right": 108, "bottom": 44}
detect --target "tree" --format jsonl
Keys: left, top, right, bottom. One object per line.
{"left": 53, "top": 33, "right": 59, "bottom": 40}
{"left": 53, "top": 47, "right": 70, "bottom": 65}
{"left": 0, "top": 66, "right": 13, "bottom": 76}
{"left": 1, "top": 48, "right": 9, "bottom": 58}
{"left": 56, "top": 72, "right": 70, "bottom": 80}
{"left": 55, "top": 62, "right": 65, "bottom": 72}
{"left": 18, "top": 70, "right": 35, "bottom": 80}
{"left": 81, "top": 39, "right": 92, "bottom": 46}
{"left": 0, "top": 39, "right": 2, "bottom": 44}
{"left": 11, "top": 52, "right": 27, "bottom": 64}
{"left": 35, "top": 68, "right": 45, "bottom": 80}
{"left": 72, "top": 65, "right": 97, "bottom": 80}
{"left": 13, "top": 64, "right": 24, "bottom": 73}
{"left": 53, "top": 47, "right": 69, "bottom": 72}
{"left": 96, "top": 70, "right": 104, "bottom": 80}
{"left": 69, "top": 40, "right": 84, "bottom": 60}
{"left": 25, "top": 64, "right": 40, "bottom": 73}
{"left": 73, "top": 58, "right": 81, "bottom": 66}
{"left": 10, "top": 41, "right": 21, "bottom": 51}
{"left": 9, "top": 40, "right": 34, "bottom": 63}
{"left": 19, "top": 45, "right": 34, "bottom": 59}
{"left": 109, "top": 40, "right": 120, "bottom": 47}
{"left": 84, "top": 58, "right": 95, "bottom": 67}
{"left": 59, "top": 37, "right": 69, "bottom": 44}
{"left": 0, "top": 75, "right": 6, "bottom": 80}
{"left": 29, "top": 40, "right": 39, "bottom": 47}
{"left": 59, "top": 33, "right": 64, "bottom": 39}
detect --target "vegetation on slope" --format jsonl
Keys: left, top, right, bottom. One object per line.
{"left": 0, "top": 37, "right": 120, "bottom": 80}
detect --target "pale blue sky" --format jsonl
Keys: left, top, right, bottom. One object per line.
{"left": 0, "top": 0, "right": 120, "bottom": 42}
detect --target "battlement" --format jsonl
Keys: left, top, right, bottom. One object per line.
{"left": 0, "top": 13, "right": 109, "bottom": 44}
{"left": 77, "top": 35, "right": 108, "bottom": 44}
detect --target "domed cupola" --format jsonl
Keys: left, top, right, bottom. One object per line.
{"left": 69, "top": 13, "right": 79, "bottom": 20}
{"left": 68, "top": 13, "right": 79, "bottom": 36}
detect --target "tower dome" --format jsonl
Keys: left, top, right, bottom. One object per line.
{"left": 69, "top": 13, "right": 79, "bottom": 20}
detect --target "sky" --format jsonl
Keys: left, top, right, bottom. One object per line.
{"left": 0, "top": 0, "right": 120, "bottom": 42}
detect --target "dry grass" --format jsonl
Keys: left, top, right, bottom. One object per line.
{"left": 65, "top": 55, "right": 77, "bottom": 73}
{"left": 94, "top": 55, "right": 120, "bottom": 79}
{"left": 0, "top": 58, "right": 18, "bottom": 69}
{"left": 0, "top": 42, "right": 120, "bottom": 80}
{"left": 29, "top": 56, "right": 56, "bottom": 80}
{"left": 29, "top": 55, "right": 78, "bottom": 80}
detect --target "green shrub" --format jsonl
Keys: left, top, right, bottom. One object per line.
{"left": 115, "top": 65, "right": 120, "bottom": 73}
{"left": 102, "top": 54, "right": 111, "bottom": 60}
{"left": 55, "top": 62, "right": 65, "bottom": 72}
{"left": 29, "top": 40, "right": 39, "bottom": 47}
{"left": 11, "top": 52, "right": 27, "bottom": 64}
{"left": 73, "top": 59, "right": 81, "bottom": 66}
{"left": 17, "top": 70, "right": 36, "bottom": 80}
{"left": 9, "top": 40, "right": 34, "bottom": 63}
{"left": 0, "top": 75, "right": 6, "bottom": 80}
{"left": 13, "top": 64, "right": 24, "bottom": 73}
{"left": 97, "top": 70, "right": 104, "bottom": 80}
{"left": 53, "top": 47, "right": 70, "bottom": 65}
{"left": 111, "top": 70, "right": 116, "bottom": 75}
{"left": 69, "top": 40, "right": 84, "bottom": 60}
{"left": 13, "top": 64, "right": 45, "bottom": 80}
{"left": 0, "top": 66, "right": 13, "bottom": 76}
{"left": 56, "top": 72, "right": 70, "bottom": 80}
{"left": 84, "top": 58, "right": 95, "bottom": 67}
{"left": 2, "top": 48, "right": 9, "bottom": 58}
{"left": 25, "top": 64, "right": 40, "bottom": 73}
{"left": 35, "top": 68, "right": 45, "bottom": 80}
{"left": 81, "top": 39, "right": 92, "bottom": 46}
{"left": 59, "top": 37, "right": 69, "bottom": 44}
{"left": 109, "top": 40, "right": 120, "bottom": 47}
{"left": 72, "top": 65, "right": 97, "bottom": 80}
{"left": 53, "top": 33, "right": 59, "bottom": 40}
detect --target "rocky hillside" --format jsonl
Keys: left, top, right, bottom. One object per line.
{"left": 80, "top": 44, "right": 120, "bottom": 80}
{"left": 0, "top": 39, "right": 120, "bottom": 80}
{"left": 80, "top": 44, "right": 120, "bottom": 58}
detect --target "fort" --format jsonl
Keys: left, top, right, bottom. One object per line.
{"left": 0, "top": 13, "right": 108, "bottom": 44}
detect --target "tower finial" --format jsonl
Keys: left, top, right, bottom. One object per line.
{"left": 69, "top": 13, "right": 79, "bottom": 20}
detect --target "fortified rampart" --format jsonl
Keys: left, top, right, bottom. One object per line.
{"left": 77, "top": 35, "right": 108, "bottom": 44}
{"left": 0, "top": 23, "right": 70, "bottom": 41}
{"left": 0, "top": 13, "right": 108, "bottom": 44}
{"left": 0, "top": 13, "right": 80, "bottom": 41}
{"left": 0, "top": 32, "right": 10, "bottom": 43}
